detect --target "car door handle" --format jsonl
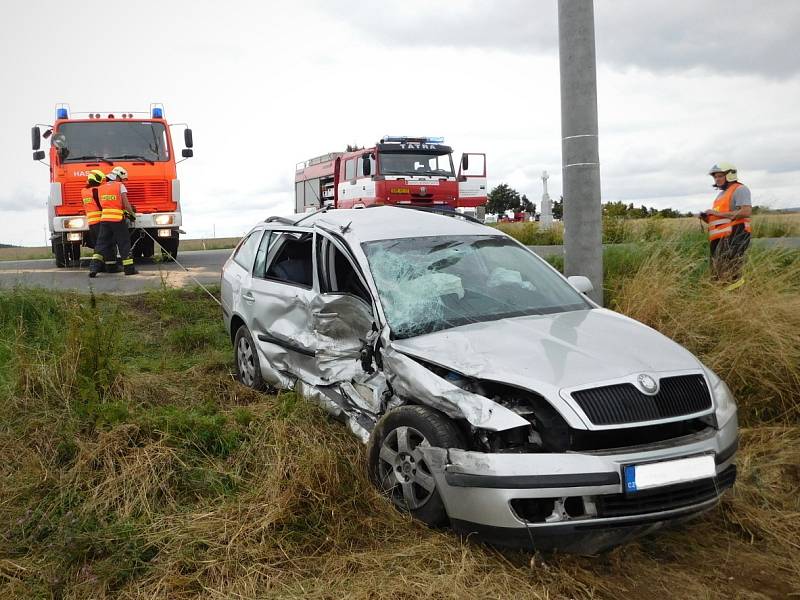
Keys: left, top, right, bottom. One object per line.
{"left": 242, "top": 292, "right": 255, "bottom": 303}
{"left": 313, "top": 311, "right": 338, "bottom": 318}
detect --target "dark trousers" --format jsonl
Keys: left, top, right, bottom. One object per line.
{"left": 710, "top": 224, "right": 750, "bottom": 281}
{"left": 95, "top": 221, "right": 133, "bottom": 270}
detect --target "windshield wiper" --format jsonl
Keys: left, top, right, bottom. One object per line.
{"left": 69, "top": 155, "right": 114, "bottom": 165}
{"left": 107, "top": 154, "right": 155, "bottom": 165}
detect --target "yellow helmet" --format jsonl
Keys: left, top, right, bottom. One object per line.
{"left": 708, "top": 162, "right": 738, "bottom": 183}
{"left": 86, "top": 169, "right": 106, "bottom": 186}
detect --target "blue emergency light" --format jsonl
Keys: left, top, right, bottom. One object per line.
{"left": 152, "top": 107, "right": 163, "bottom": 118}
{"left": 56, "top": 107, "right": 69, "bottom": 119}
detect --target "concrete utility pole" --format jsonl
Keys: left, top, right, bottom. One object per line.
{"left": 558, "top": 0, "right": 603, "bottom": 305}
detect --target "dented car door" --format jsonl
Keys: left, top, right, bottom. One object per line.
{"left": 247, "top": 228, "right": 319, "bottom": 383}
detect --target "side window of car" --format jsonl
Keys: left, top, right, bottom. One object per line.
{"left": 345, "top": 159, "right": 356, "bottom": 181}
{"left": 316, "top": 235, "right": 371, "bottom": 304}
{"left": 265, "top": 231, "right": 314, "bottom": 287}
{"left": 253, "top": 231, "right": 273, "bottom": 278}
{"left": 233, "top": 230, "right": 262, "bottom": 271}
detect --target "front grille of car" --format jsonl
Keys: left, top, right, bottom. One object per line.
{"left": 595, "top": 464, "right": 736, "bottom": 518}
{"left": 571, "top": 374, "right": 712, "bottom": 426}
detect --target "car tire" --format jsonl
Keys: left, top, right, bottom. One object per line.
{"left": 234, "top": 325, "right": 267, "bottom": 391}
{"left": 368, "top": 405, "right": 466, "bottom": 527}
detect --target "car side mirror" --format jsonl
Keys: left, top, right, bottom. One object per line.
{"left": 461, "top": 154, "right": 469, "bottom": 171}
{"left": 31, "top": 126, "right": 41, "bottom": 150}
{"left": 362, "top": 154, "right": 371, "bottom": 176}
{"left": 567, "top": 275, "right": 593, "bottom": 294}
{"left": 181, "top": 148, "right": 194, "bottom": 158}
{"left": 184, "top": 128, "right": 194, "bottom": 148}
{"left": 33, "top": 150, "right": 46, "bottom": 161}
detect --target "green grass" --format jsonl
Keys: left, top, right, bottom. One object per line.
{"left": 0, "top": 244, "right": 798, "bottom": 598}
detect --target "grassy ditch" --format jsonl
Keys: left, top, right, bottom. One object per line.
{"left": 1, "top": 243, "right": 799, "bottom": 598}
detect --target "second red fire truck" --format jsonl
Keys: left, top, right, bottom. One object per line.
{"left": 295, "top": 136, "right": 487, "bottom": 218}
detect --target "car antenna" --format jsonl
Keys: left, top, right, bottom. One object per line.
{"left": 340, "top": 221, "right": 352, "bottom": 234}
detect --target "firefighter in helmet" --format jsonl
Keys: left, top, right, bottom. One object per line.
{"left": 81, "top": 169, "right": 106, "bottom": 257}
{"left": 699, "top": 163, "right": 752, "bottom": 290}
{"left": 89, "top": 166, "right": 138, "bottom": 277}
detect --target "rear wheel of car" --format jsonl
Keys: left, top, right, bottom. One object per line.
{"left": 368, "top": 405, "right": 466, "bottom": 526}
{"left": 234, "top": 325, "right": 266, "bottom": 391}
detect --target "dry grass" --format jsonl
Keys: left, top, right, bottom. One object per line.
{"left": 1, "top": 250, "right": 799, "bottom": 598}
{"left": 610, "top": 243, "right": 800, "bottom": 424}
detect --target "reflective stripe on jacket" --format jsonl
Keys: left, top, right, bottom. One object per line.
{"left": 708, "top": 182, "right": 751, "bottom": 241}
{"left": 81, "top": 186, "right": 103, "bottom": 226}
{"left": 98, "top": 181, "right": 125, "bottom": 222}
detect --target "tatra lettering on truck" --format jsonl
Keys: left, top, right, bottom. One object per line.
{"left": 295, "top": 136, "right": 487, "bottom": 220}
{"left": 31, "top": 103, "right": 194, "bottom": 267}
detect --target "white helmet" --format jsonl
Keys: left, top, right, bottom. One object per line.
{"left": 110, "top": 166, "right": 129, "bottom": 181}
{"left": 708, "top": 162, "right": 737, "bottom": 183}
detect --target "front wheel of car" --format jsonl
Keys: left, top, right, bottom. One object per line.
{"left": 234, "top": 325, "right": 266, "bottom": 391}
{"left": 368, "top": 405, "right": 466, "bottom": 527}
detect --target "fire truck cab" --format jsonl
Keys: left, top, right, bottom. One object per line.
{"left": 30, "top": 103, "right": 194, "bottom": 267}
{"left": 295, "top": 136, "right": 486, "bottom": 219}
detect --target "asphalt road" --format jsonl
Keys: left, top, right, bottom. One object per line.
{"left": 1, "top": 238, "right": 797, "bottom": 294}
{"left": 0, "top": 249, "right": 231, "bottom": 294}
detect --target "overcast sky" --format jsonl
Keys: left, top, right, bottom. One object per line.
{"left": 1, "top": 0, "right": 799, "bottom": 246}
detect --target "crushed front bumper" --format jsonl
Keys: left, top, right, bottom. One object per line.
{"left": 421, "top": 414, "right": 738, "bottom": 554}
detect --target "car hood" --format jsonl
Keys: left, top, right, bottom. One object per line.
{"left": 390, "top": 308, "right": 703, "bottom": 398}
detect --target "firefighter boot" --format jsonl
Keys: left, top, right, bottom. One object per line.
{"left": 88, "top": 254, "right": 104, "bottom": 278}
{"left": 123, "top": 258, "right": 138, "bottom": 276}
{"left": 105, "top": 261, "right": 120, "bottom": 274}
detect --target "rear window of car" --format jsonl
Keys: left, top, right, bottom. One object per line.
{"left": 233, "top": 230, "right": 262, "bottom": 271}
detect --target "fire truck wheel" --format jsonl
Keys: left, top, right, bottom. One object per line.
{"left": 133, "top": 233, "right": 154, "bottom": 260}
{"left": 53, "top": 240, "right": 80, "bottom": 268}
{"left": 160, "top": 237, "right": 179, "bottom": 262}
{"left": 53, "top": 242, "right": 67, "bottom": 268}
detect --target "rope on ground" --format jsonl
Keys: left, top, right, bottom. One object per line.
{"left": 140, "top": 229, "right": 224, "bottom": 307}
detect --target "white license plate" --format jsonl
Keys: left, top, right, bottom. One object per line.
{"left": 624, "top": 455, "right": 715, "bottom": 493}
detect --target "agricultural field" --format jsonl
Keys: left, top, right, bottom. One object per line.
{"left": 0, "top": 235, "right": 798, "bottom": 599}
{"left": 495, "top": 212, "right": 800, "bottom": 246}
{"left": 0, "top": 238, "right": 241, "bottom": 262}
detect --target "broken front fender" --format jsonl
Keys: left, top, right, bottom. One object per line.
{"left": 382, "top": 345, "right": 529, "bottom": 431}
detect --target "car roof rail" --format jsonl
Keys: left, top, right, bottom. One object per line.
{"left": 366, "top": 204, "right": 484, "bottom": 224}
{"left": 264, "top": 215, "right": 302, "bottom": 225}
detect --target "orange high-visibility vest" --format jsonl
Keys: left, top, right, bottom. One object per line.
{"left": 708, "top": 182, "right": 751, "bottom": 241}
{"left": 81, "top": 186, "right": 103, "bottom": 226}
{"left": 98, "top": 181, "right": 125, "bottom": 223}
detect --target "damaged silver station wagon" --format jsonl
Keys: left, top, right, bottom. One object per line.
{"left": 221, "top": 207, "right": 738, "bottom": 553}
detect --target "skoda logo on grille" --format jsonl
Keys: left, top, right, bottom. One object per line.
{"left": 637, "top": 374, "right": 658, "bottom": 395}
{"left": 420, "top": 186, "right": 428, "bottom": 196}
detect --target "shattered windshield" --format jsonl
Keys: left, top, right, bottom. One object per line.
{"left": 363, "top": 235, "right": 591, "bottom": 339}
{"left": 379, "top": 152, "right": 454, "bottom": 177}
{"left": 57, "top": 122, "right": 170, "bottom": 163}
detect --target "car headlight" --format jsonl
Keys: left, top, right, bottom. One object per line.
{"left": 702, "top": 364, "right": 737, "bottom": 427}
{"left": 63, "top": 217, "right": 86, "bottom": 229}
{"left": 154, "top": 214, "right": 174, "bottom": 226}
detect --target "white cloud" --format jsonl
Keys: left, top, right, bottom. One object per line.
{"left": 0, "top": 0, "right": 798, "bottom": 246}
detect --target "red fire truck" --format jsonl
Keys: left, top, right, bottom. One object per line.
{"left": 295, "top": 136, "right": 486, "bottom": 218}
{"left": 30, "top": 103, "right": 193, "bottom": 267}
